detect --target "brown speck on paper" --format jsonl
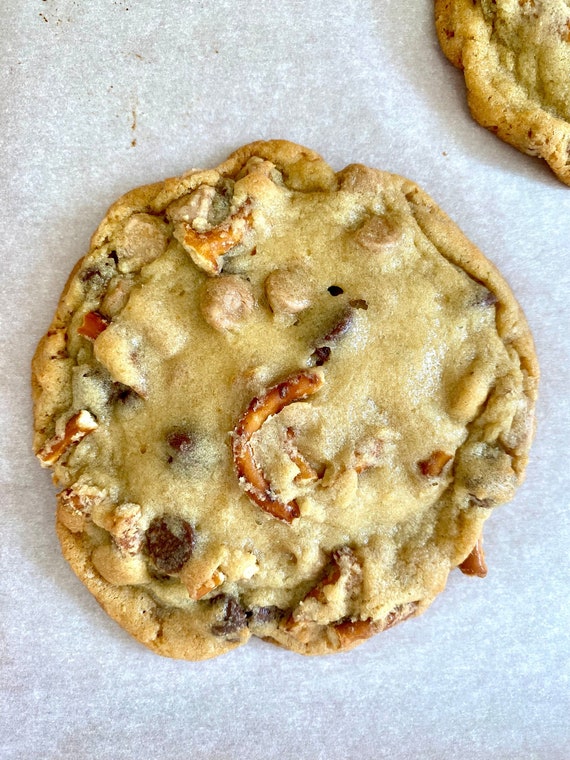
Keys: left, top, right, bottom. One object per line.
{"left": 131, "top": 105, "right": 137, "bottom": 147}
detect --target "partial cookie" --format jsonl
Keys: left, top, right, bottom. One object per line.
{"left": 435, "top": 0, "right": 570, "bottom": 185}
{"left": 32, "top": 141, "right": 539, "bottom": 659}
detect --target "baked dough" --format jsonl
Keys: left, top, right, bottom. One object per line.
{"left": 32, "top": 141, "right": 539, "bottom": 659}
{"left": 436, "top": 0, "right": 570, "bottom": 185}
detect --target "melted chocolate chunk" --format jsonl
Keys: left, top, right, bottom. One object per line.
{"left": 310, "top": 346, "right": 331, "bottom": 366}
{"left": 80, "top": 268, "right": 100, "bottom": 283}
{"left": 468, "top": 495, "right": 495, "bottom": 509}
{"left": 210, "top": 595, "right": 247, "bottom": 637}
{"left": 322, "top": 308, "right": 353, "bottom": 342}
{"left": 349, "top": 298, "right": 368, "bottom": 310}
{"left": 80, "top": 254, "right": 117, "bottom": 291}
{"left": 247, "top": 605, "right": 286, "bottom": 627}
{"left": 109, "top": 382, "right": 139, "bottom": 405}
{"left": 167, "top": 429, "right": 195, "bottom": 454}
{"left": 472, "top": 283, "right": 498, "bottom": 308}
{"left": 145, "top": 515, "right": 194, "bottom": 574}
{"left": 165, "top": 428, "right": 197, "bottom": 464}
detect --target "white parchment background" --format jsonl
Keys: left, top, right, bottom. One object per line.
{"left": 1, "top": 1, "right": 569, "bottom": 758}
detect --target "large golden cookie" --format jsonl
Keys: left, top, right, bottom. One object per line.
{"left": 32, "top": 141, "right": 538, "bottom": 659}
{"left": 436, "top": 0, "right": 570, "bottom": 185}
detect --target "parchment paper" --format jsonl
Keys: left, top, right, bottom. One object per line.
{"left": 1, "top": 1, "right": 568, "bottom": 758}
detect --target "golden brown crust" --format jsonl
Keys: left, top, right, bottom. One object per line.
{"left": 435, "top": 0, "right": 570, "bottom": 185}
{"left": 33, "top": 141, "right": 539, "bottom": 659}
{"left": 56, "top": 522, "right": 247, "bottom": 660}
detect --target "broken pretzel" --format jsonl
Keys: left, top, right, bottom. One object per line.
{"left": 232, "top": 370, "right": 324, "bottom": 522}
{"left": 37, "top": 410, "right": 98, "bottom": 467}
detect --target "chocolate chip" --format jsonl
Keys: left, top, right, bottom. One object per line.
{"left": 210, "top": 595, "right": 247, "bottom": 637}
{"left": 167, "top": 429, "right": 195, "bottom": 454}
{"left": 209, "top": 179, "right": 234, "bottom": 226}
{"left": 145, "top": 515, "right": 194, "bottom": 574}
{"left": 349, "top": 298, "right": 368, "bottom": 310}
{"left": 109, "top": 382, "right": 138, "bottom": 404}
{"left": 80, "top": 268, "right": 99, "bottom": 283}
{"left": 322, "top": 308, "right": 353, "bottom": 342}
{"left": 327, "top": 285, "right": 344, "bottom": 296}
{"left": 468, "top": 495, "right": 495, "bottom": 509}
{"left": 310, "top": 346, "right": 331, "bottom": 366}
{"left": 80, "top": 255, "right": 118, "bottom": 295}
{"left": 473, "top": 289, "right": 498, "bottom": 308}
{"left": 165, "top": 428, "right": 197, "bottom": 464}
{"left": 247, "top": 606, "right": 286, "bottom": 627}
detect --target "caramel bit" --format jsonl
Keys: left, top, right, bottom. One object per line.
{"left": 37, "top": 410, "right": 98, "bottom": 467}
{"left": 459, "top": 538, "right": 487, "bottom": 578}
{"left": 419, "top": 450, "right": 453, "bottom": 477}
{"left": 334, "top": 618, "right": 382, "bottom": 644}
{"left": 77, "top": 311, "right": 110, "bottom": 341}
{"left": 180, "top": 205, "right": 252, "bottom": 275}
{"left": 145, "top": 515, "right": 195, "bottom": 574}
{"left": 334, "top": 602, "right": 418, "bottom": 647}
{"left": 200, "top": 274, "right": 255, "bottom": 331}
{"left": 232, "top": 370, "right": 324, "bottom": 522}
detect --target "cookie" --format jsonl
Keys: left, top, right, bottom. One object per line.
{"left": 32, "top": 141, "right": 539, "bottom": 659}
{"left": 435, "top": 0, "right": 570, "bottom": 185}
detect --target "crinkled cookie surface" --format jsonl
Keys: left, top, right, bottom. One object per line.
{"left": 32, "top": 141, "right": 538, "bottom": 659}
{"left": 436, "top": 0, "right": 570, "bottom": 185}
